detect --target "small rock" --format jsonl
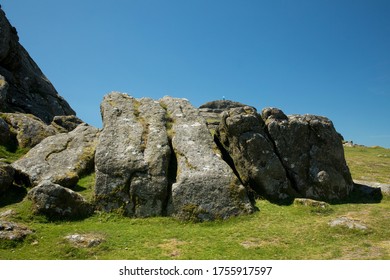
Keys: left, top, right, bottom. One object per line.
{"left": 65, "top": 233, "right": 104, "bottom": 248}
{"left": 329, "top": 217, "right": 367, "bottom": 230}
{"left": 294, "top": 198, "right": 330, "bottom": 209}
{"left": 28, "top": 181, "right": 93, "bottom": 219}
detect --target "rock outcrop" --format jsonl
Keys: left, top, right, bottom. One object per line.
{"left": 161, "top": 96, "right": 255, "bottom": 221}
{"left": 95, "top": 93, "right": 171, "bottom": 217}
{"left": 28, "top": 181, "right": 93, "bottom": 219}
{"left": 0, "top": 8, "right": 75, "bottom": 123}
{"left": 12, "top": 124, "right": 99, "bottom": 189}
{"left": 262, "top": 108, "right": 353, "bottom": 201}
{"left": 216, "top": 107, "right": 297, "bottom": 203}
{"left": 94, "top": 93, "right": 254, "bottom": 221}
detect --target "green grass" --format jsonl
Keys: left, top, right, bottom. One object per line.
{"left": 0, "top": 145, "right": 389, "bottom": 259}
{"left": 344, "top": 146, "right": 390, "bottom": 184}
{"left": 0, "top": 145, "right": 29, "bottom": 164}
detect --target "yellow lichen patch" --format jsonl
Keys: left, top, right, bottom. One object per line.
{"left": 158, "top": 238, "right": 187, "bottom": 258}
{"left": 240, "top": 237, "right": 287, "bottom": 249}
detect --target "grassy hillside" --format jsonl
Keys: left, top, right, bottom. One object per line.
{"left": 1, "top": 145, "right": 389, "bottom": 260}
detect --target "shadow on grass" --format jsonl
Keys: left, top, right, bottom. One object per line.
{"left": 335, "top": 183, "right": 383, "bottom": 204}
{"left": 0, "top": 185, "right": 27, "bottom": 208}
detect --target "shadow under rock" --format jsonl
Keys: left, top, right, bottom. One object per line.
{"left": 0, "top": 184, "right": 27, "bottom": 207}
{"left": 339, "top": 183, "right": 383, "bottom": 204}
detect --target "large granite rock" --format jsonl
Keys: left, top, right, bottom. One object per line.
{"left": 216, "top": 107, "right": 297, "bottom": 203}
{"left": 0, "top": 8, "right": 75, "bottom": 123}
{"left": 28, "top": 181, "right": 93, "bottom": 219}
{"left": 262, "top": 108, "right": 354, "bottom": 201}
{"left": 95, "top": 93, "right": 171, "bottom": 217}
{"left": 12, "top": 123, "right": 99, "bottom": 188}
{"left": 161, "top": 96, "right": 255, "bottom": 221}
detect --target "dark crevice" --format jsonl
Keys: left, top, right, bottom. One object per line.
{"left": 213, "top": 134, "right": 258, "bottom": 204}
{"left": 262, "top": 124, "right": 300, "bottom": 195}
{"left": 124, "top": 173, "right": 135, "bottom": 216}
{"left": 213, "top": 134, "right": 242, "bottom": 185}
{"left": 162, "top": 138, "right": 177, "bottom": 216}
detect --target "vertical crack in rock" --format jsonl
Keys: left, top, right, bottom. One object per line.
{"left": 262, "top": 108, "right": 354, "bottom": 201}
{"left": 163, "top": 138, "right": 177, "bottom": 216}
{"left": 215, "top": 107, "right": 297, "bottom": 204}
{"left": 159, "top": 96, "right": 255, "bottom": 221}
{"left": 261, "top": 119, "right": 300, "bottom": 195}
{"left": 212, "top": 134, "right": 258, "bottom": 205}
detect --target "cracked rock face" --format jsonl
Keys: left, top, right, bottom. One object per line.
{"left": 161, "top": 96, "right": 255, "bottom": 221}
{"left": 94, "top": 93, "right": 255, "bottom": 221}
{"left": 216, "top": 107, "right": 297, "bottom": 203}
{"left": 0, "top": 8, "right": 75, "bottom": 123}
{"left": 12, "top": 123, "right": 99, "bottom": 188}
{"left": 262, "top": 108, "right": 353, "bottom": 201}
{"left": 95, "top": 93, "right": 171, "bottom": 217}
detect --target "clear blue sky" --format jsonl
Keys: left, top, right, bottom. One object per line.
{"left": 2, "top": 0, "right": 390, "bottom": 148}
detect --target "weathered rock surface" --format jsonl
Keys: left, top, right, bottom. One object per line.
{"left": 1, "top": 113, "right": 57, "bottom": 148}
{"left": 161, "top": 96, "right": 255, "bottom": 221}
{"left": 199, "top": 100, "right": 249, "bottom": 132}
{"left": 95, "top": 93, "right": 254, "bottom": 221}
{"left": 329, "top": 216, "right": 367, "bottom": 230}
{"left": 65, "top": 233, "right": 105, "bottom": 248}
{"left": 51, "top": 115, "right": 84, "bottom": 132}
{"left": 0, "top": 220, "right": 33, "bottom": 241}
{"left": 216, "top": 107, "right": 297, "bottom": 203}
{"left": 95, "top": 93, "right": 171, "bottom": 217}
{"left": 0, "top": 162, "right": 15, "bottom": 194}
{"left": 0, "top": 8, "right": 75, "bottom": 123}
{"left": 12, "top": 123, "right": 99, "bottom": 188}
{"left": 262, "top": 108, "right": 354, "bottom": 201}
{"left": 293, "top": 198, "right": 330, "bottom": 209}
{"left": 28, "top": 181, "right": 92, "bottom": 219}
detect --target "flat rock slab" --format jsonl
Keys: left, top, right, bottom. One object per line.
{"left": 0, "top": 220, "right": 33, "bottom": 241}
{"left": 329, "top": 217, "right": 368, "bottom": 230}
{"left": 294, "top": 198, "right": 330, "bottom": 209}
{"left": 65, "top": 233, "right": 105, "bottom": 248}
